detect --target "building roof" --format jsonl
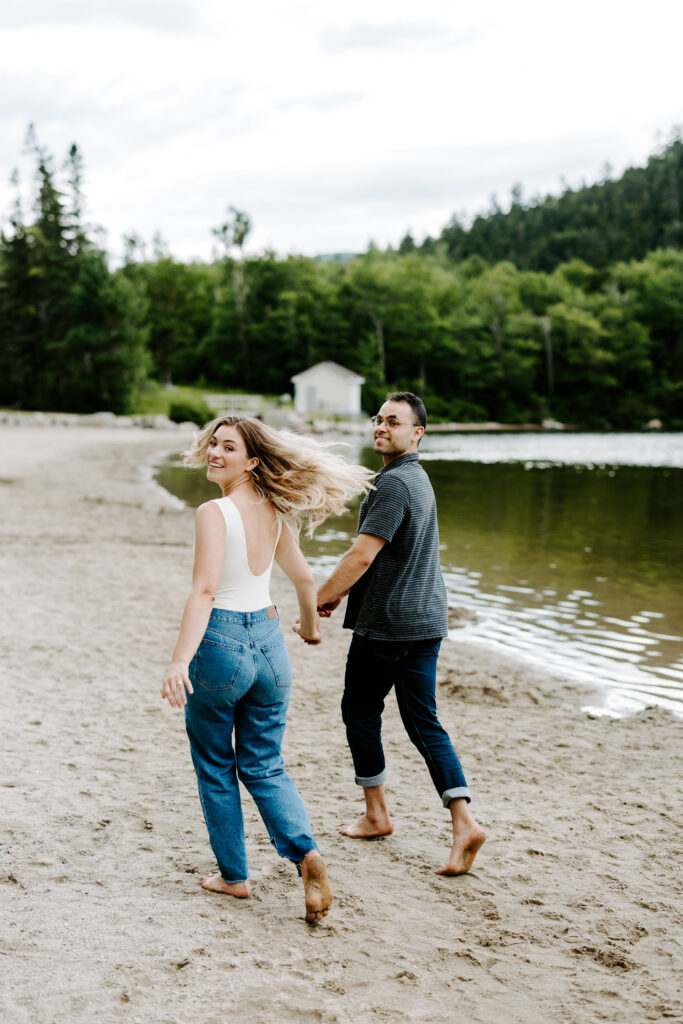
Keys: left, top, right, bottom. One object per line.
{"left": 290, "top": 361, "right": 365, "bottom": 383}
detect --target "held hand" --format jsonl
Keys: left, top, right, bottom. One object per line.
{"left": 317, "top": 596, "right": 342, "bottom": 618}
{"left": 161, "top": 660, "right": 194, "bottom": 708}
{"left": 292, "top": 620, "right": 322, "bottom": 645}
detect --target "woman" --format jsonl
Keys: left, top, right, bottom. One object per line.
{"left": 161, "top": 415, "right": 372, "bottom": 923}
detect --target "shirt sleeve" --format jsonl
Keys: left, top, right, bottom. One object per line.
{"left": 359, "top": 474, "right": 409, "bottom": 543}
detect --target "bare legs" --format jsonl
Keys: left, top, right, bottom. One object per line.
{"left": 342, "top": 788, "right": 485, "bottom": 875}
{"left": 340, "top": 783, "right": 394, "bottom": 838}
{"left": 200, "top": 850, "right": 333, "bottom": 924}
{"left": 436, "top": 797, "right": 486, "bottom": 876}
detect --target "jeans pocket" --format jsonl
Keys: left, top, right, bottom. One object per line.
{"left": 261, "top": 633, "right": 292, "bottom": 689}
{"left": 192, "top": 636, "right": 247, "bottom": 691}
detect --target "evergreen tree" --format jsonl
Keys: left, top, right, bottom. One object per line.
{"left": 0, "top": 132, "right": 147, "bottom": 412}
{"left": 436, "top": 134, "right": 683, "bottom": 271}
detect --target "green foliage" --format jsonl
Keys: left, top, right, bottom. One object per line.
{"left": 0, "top": 133, "right": 147, "bottom": 413}
{"left": 130, "top": 382, "right": 227, "bottom": 416}
{"left": 168, "top": 398, "right": 214, "bottom": 425}
{"left": 1, "top": 131, "right": 681, "bottom": 430}
{"left": 419, "top": 393, "right": 490, "bottom": 424}
{"left": 437, "top": 134, "right": 683, "bottom": 272}
{"left": 118, "top": 257, "right": 214, "bottom": 385}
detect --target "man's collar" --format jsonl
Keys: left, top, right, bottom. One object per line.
{"left": 378, "top": 452, "right": 420, "bottom": 473}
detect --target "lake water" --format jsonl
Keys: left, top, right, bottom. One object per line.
{"left": 154, "top": 432, "right": 683, "bottom": 716}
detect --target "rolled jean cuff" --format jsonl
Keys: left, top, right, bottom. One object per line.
{"left": 355, "top": 769, "right": 387, "bottom": 788}
{"left": 295, "top": 842, "right": 320, "bottom": 875}
{"left": 441, "top": 786, "right": 471, "bottom": 807}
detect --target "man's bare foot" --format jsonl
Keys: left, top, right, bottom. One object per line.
{"left": 200, "top": 873, "right": 251, "bottom": 898}
{"left": 299, "top": 850, "right": 333, "bottom": 924}
{"left": 340, "top": 813, "right": 394, "bottom": 839}
{"left": 436, "top": 826, "right": 486, "bottom": 876}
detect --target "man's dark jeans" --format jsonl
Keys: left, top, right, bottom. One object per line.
{"left": 341, "top": 633, "right": 471, "bottom": 806}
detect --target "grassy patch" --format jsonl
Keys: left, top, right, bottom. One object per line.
{"left": 131, "top": 383, "right": 274, "bottom": 416}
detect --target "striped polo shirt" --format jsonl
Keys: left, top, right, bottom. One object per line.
{"left": 343, "top": 452, "right": 449, "bottom": 641}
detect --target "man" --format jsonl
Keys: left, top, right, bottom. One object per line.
{"left": 317, "top": 392, "right": 485, "bottom": 875}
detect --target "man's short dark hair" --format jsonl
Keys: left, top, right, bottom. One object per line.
{"left": 385, "top": 391, "right": 427, "bottom": 429}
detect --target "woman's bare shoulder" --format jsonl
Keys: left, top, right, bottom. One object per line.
{"left": 195, "top": 500, "right": 225, "bottom": 527}
{"left": 196, "top": 498, "right": 221, "bottom": 515}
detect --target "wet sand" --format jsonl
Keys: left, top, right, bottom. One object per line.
{"left": 1, "top": 426, "right": 681, "bottom": 1024}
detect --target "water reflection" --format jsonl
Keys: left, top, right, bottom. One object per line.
{"left": 154, "top": 437, "right": 683, "bottom": 715}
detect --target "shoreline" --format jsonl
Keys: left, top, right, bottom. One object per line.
{"left": 2, "top": 408, "right": 679, "bottom": 438}
{"left": 149, "top": 445, "right": 683, "bottom": 719}
{"left": 1, "top": 426, "right": 681, "bottom": 1023}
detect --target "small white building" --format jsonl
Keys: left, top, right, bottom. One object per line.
{"left": 290, "top": 361, "right": 365, "bottom": 416}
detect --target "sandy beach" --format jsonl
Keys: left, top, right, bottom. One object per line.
{"left": 1, "top": 425, "right": 681, "bottom": 1024}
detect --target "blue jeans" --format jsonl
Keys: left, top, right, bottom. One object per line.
{"left": 185, "top": 607, "right": 318, "bottom": 883}
{"left": 341, "top": 634, "right": 471, "bottom": 806}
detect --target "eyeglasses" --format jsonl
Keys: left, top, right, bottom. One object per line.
{"left": 371, "top": 415, "right": 419, "bottom": 428}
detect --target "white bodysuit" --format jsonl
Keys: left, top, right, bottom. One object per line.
{"left": 210, "top": 496, "right": 282, "bottom": 612}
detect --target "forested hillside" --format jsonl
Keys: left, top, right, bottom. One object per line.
{"left": 1, "top": 133, "right": 681, "bottom": 428}
{"left": 432, "top": 134, "right": 683, "bottom": 272}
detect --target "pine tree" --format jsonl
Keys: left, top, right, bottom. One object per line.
{"left": 0, "top": 130, "right": 147, "bottom": 412}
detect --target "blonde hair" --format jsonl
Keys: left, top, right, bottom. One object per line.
{"left": 184, "top": 415, "right": 374, "bottom": 535}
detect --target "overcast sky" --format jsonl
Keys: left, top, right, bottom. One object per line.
{"left": 1, "top": 0, "right": 681, "bottom": 263}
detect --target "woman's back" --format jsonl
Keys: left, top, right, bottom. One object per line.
{"left": 230, "top": 491, "right": 279, "bottom": 575}
{"left": 211, "top": 493, "right": 281, "bottom": 611}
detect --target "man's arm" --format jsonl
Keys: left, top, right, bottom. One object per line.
{"left": 316, "top": 532, "right": 386, "bottom": 615}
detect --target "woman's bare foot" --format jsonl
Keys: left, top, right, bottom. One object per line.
{"left": 436, "top": 826, "right": 486, "bottom": 876}
{"left": 200, "top": 873, "right": 251, "bottom": 898}
{"left": 340, "top": 813, "right": 394, "bottom": 839}
{"left": 299, "top": 850, "right": 333, "bottom": 924}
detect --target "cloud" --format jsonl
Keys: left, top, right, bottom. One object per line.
{"left": 0, "top": 68, "right": 251, "bottom": 169}
{"left": 275, "top": 92, "right": 365, "bottom": 114}
{"left": 0, "top": 70, "right": 100, "bottom": 123}
{"left": 177, "top": 132, "right": 649, "bottom": 253}
{"left": 321, "top": 20, "right": 478, "bottom": 54}
{"left": 1, "top": 1, "right": 677, "bottom": 264}
{"left": 0, "top": 0, "right": 197, "bottom": 32}
{"left": 68, "top": 123, "right": 672, "bottom": 265}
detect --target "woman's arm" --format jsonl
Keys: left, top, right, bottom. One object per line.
{"left": 274, "top": 523, "right": 321, "bottom": 645}
{"left": 161, "top": 502, "right": 225, "bottom": 707}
